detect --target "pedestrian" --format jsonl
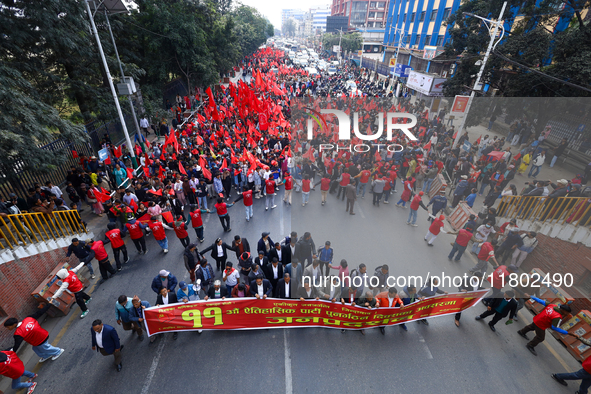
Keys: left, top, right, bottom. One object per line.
{"left": 234, "top": 185, "right": 254, "bottom": 221}
{"left": 177, "top": 281, "right": 200, "bottom": 303}
{"left": 222, "top": 262, "right": 241, "bottom": 296}
{"left": 354, "top": 166, "right": 372, "bottom": 198}
{"left": 105, "top": 222, "right": 129, "bottom": 271}
{"left": 317, "top": 241, "right": 334, "bottom": 277}
{"left": 154, "top": 288, "right": 179, "bottom": 341}
{"left": 372, "top": 176, "right": 385, "bottom": 206}
{"left": 345, "top": 179, "right": 357, "bottom": 215}
{"left": 426, "top": 190, "right": 447, "bottom": 222}
{"left": 257, "top": 231, "right": 274, "bottom": 257}
{"left": 550, "top": 138, "right": 568, "bottom": 167}
{"left": 336, "top": 168, "right": 350, "bottom": 201}
{"left": 424, "top": 215, "right": 445, "bottom": 246}
{"left": 0, "top": 350, "right": 38, "bottom": 393}
{"left": 356, "top": 290, "right": 378, "bottom": 335}
{"left": 214, "top": 197, "right": 233, "bottom": 232}
{"left": 395, "top": 177, "right": 413, "bottom": 208}
{"left": 172, "top": 216, "right": 191, "bottom": 248}
{"left": 551, "top": 334, "right": 591, "bottom": 392}
{"left": 474, "top": 290, "right": 518, "bottom": 332}
{"left": 528, "top": 150, "right": 546, "bottom": 178}
{"left": 314, "top": 173, "right": 331, "bottom": 205}
{"left": 206, "top": 279, "right": 229, "bottom": 300}
{"left": 195, "top": 258, "right": 215, "bottom": 295}
{"left": 129, "top": 296, "right": 155, "bottom": 344}
{"left": 150, "top": 269, "right": 178, "bottom": 293}
{"left": 470, "top": 239, "right": 499, "bottom": 276}
{"left": 264, "top": 176, "right": 277, "bottom": 210}
{"left": 375, "top": 287, "right": 405, "bottom": 334}
{"left": 407, "top": 191, "right": 427, "bottom": 226}
{"left": 115, "top": 295, "right": 144, "bottom": 341}
{"left": 454, "top": 273, "right": 484, "bottom": 327}
{"left": 447, "top": 227, "right": 475, "bottom": 262}
{"left": 65, "top": 238, "right": 96, "bottom": 279}
{"left": 201, "top": 238, "right": 236, "bottom": 271}
{"left": 188, "top": 206, "right": 205, "bottom": 243}
{"left": 301, "top": 174, "right": 311, "bottom": 206}
{"left": 148, "top": 216, "right": 173, "bottom": 253}
{"left": 51, "top": 263, "right": 92, "bottom": 318}
{"left": 283, "top": 172, "right": 293, "bottom": 205}
{"left": 511, "top": 231, "right": 538, "bottom": 267}
{"left": 91, "top": 319, "right": 123, "bottom": 372}
{"left": 249, "top": 275, "right": 273, "bottom": 299}
{"left": 124, "top": 217, "right": 148, "bottom": 254}
{"left": 87, "top": 239, "right": 117, "bottom": 282}
{"left": 518, "top": 297, "right": 571, "bottom": 355}
{"left": 3, "top": 303, "right": 64, "bottom": 363}
{"left": 183, "top": 244, "right": 202, "bottom": 283}
{"left": 452, "top": 175, "right": 469, "bottom": 207}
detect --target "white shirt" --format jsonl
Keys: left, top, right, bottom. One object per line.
{"left": 272, "top": 265, "right": 279, "bottom": 279}
{"left": 140, "top": 118, "right": 149, "bottom": 128}
{"left": 257, "top": 284, "right": 264, "bottom": 297}
{"left": 162, "top": 293, "right": 169, "bottom": 305}
{"left": 95, "top": 327, "right": 104, "bottom": 349}
{"left": 224, "top": 269, "right": 240, "bottom": 286}
{"left": 276, "top": 248, "right": 282, "bottom": 261}
{"left": 388, "top": 296, "right": 395, "bottom": 307}
{"left": 285, "top": 281, "right": 290, "bottom": 297}
{"left": 217, "top": 244, "right": 224, "bottom": 256}
{"left": 312, "top": 266, "right": 319, "bottom": 280}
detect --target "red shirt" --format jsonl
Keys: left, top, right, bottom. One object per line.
{"left": 533, "top": 304, "right": 562, "bottom": 330}
{"left": 105, "top": 229, "right": 124, "bottom": 249}
{"left": 284, "top": 176, "right": 293, "bottom": 190}
{"left": 320, "top": 178, "right": 331, "bottom": 191}
{"left": 410, "top": 195, "right": 422, "bottom": 211}
{"left": 64, "top": 271, "right": 84, "bottom": 293}
{"left": 339, "top": 173, "right": 350, "bottom": 187}
{"left": 428, "top": 219, "right": 444, "bottom": 235}
{"left": 583, "top": 356, "right": 591, "bottom": 374}
{"left": 242, "top": 190, "right": 253, "bottom": 207}
{"left": 149, "top": 221, "right": 167, "bottom": 241}
{"left": 302, "top": 179, "right": 311, "bottom": 193}
{"left": 265, "top": 179, "right": 275, "bottom": 194}
{"left": 0, "top": 351, "right": 24, "bottom": 380}
{"left": 173, "top": 222, "right": 188, "bottom": 239}
{"left": 189, "top": 210, "right": 203, "bottom": 228}
{"left": 91, "top": 241, "right": 109, "bottom": 261}
{"left": 488, "top": 265, "right": 509, "bottom": 289}
{"left": 477, "top": 242, "right": 495, "bottom": 261}
{"left": 215, "top": 202, "right": 228, "bottom": 216}
{"left": 125, "top": 221, "right": 144, "bottom": 240}
{"left": 455, "top": 229, "right": 473, "bottom": 247}
{"left": 359, "top": 170, "right": 371, "bottom": 184}
{"left": 15, "top": 317, "right": 49, "bottom": 346}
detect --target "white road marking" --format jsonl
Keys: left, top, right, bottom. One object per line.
{"left": 357, "top": 204, "right": 366, "bottom": 219}
{"left": 284, "top": 330, "right": 293, "bottom": 394}
{"left": 417, "top": 332, "right": 434, "bottom": 359}
{"left": 141, "top": 336, "right": 167, "bottom": 394}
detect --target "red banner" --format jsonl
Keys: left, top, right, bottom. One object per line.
{"left": 143, "top": 291, "right": 488, "bottom": 336}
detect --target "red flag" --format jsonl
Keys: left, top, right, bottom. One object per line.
{"left": 453, "top": 131, "right": 458, "bottom": 139}
{"left": 145, "top": 139, "right": 151, "bottom": 149}
{"left": 160, "top": 152, "right": 165, "bottom": 161}
{"left": 104, "top": 156, "right": 111, "bottom": 165}
{"left": 158, "top": 166, "right": 165, "bottom": 180}
{"left": 375, "top": 150, "right": 382, "bottom": 161}
{"left": 143, "top": 167, "right": 150, "bottom": 178}
{"left": 162, "top": 211, "right": 173, "bottom": 224}
{"left": 423, "top": 141, "right": 432, "bottom": 151}
{"left": 129, "top": 199, "right": 138, "bottom": 213}
{"left": 476, "top": 135, "right": 482, "bottom": 145}
{"left": 72, "top": 150, "right": 79, "bottom": 158}
{"left": 220, "top": 158, "right": 227, "bottom": 170}
{"left": 113, "top": 146, "right": 122, "bottom": 158}
{"left": 179, "top": 161, "right": 187, "bottom": 175}
{"left": 303, "top": 148, "right": 315, "bottom": 161}
{"left": 137, "top": 213, "right": 151, "bottom": 223}
{"left": 94, "top": 189, "right": 112, "bottom": 203}
{"left": 196, "top": 135, "right": 204, "bottom": 145}
{"left": 202, "top": 167, "right": 212, "bottom": 180}
{"left": 126, "top": 168, "right": 134, "bottom": 180}
{"left": 148, "top": 189, "right": 163, "bottom": 196}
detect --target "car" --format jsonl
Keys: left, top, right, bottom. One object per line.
{"left": 316, "top": 62, "right": 326, "bottom": 71}
{"left": 345, "top": 80, "right": 357, "bottom": 91}
{"left": 305, "top": 67, "right": 319, "bottom": 76}
{"left": 327, "top": 65, "right": 337, "bottom": 75}
{"left": 300, "top": 58, "right": 309, "bottom": 66}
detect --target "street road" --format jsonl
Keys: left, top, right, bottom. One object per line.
{"left": 23, "top": 187, "right": 581, "bottom": 394}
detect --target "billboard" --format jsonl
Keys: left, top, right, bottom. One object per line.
{"left": 423, "top": 45, "right": 444, "bottom": 60}
{"left": 406, "top": 71, "right": 433, "bottom": 95}
{"left": 392, "top": 63, "right": 412, "bottom": 77}
{"left": 430, "top": 78, "right": 447, "bottom": 96}
{"left": 451, "top": 95, "right": 470, "bottom": 114}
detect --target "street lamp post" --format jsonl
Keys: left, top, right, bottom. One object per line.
{"left": 452, "top": 1, "right": 507, "bottom": 149}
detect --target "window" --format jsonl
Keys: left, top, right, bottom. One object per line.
{"left": 368, "top": 12, "right": 376, "bottom": 18}
{"left": 443, "top": 8, "right": 451, "bottom": 20}
{"left": 436, "top": 35, "right": 444, "bottom": 46}
{"left": 378, "top": 2, "right": 386, "bottom": 8}
{"left": 419, "top": 11, "right": 425, "bottom": 22}
{"left": 377, "top": 12, "right": 384, "bottom": 18}
{"left": 430, "top": 9, "right": 438, "bottom": 21}
{"left": 414, "top": 34, "right": 421, "bottom": 45}
{"left": 411, "top": 12, "right": 415, "bottom": 22}
{"left": 370, "top": 1, "right": 377, "bottom": 7}
{"left": 424, "top": 35, "right": 432, "bottom": 45}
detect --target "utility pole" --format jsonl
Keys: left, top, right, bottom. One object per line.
{"left": 452, "top": 1, "right": 507, "bottom": 149}
{"left": 337, "top": 27, "right": 344, "bottom": 63}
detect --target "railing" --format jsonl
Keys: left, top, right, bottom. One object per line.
{"left": 0, "top": 211, "right": 87, "bottom": 249}
{"left": 496, "top": 195, "right": 591, "bottom": 227}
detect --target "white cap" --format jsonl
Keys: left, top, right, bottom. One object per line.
{"left": 159, "top": 269, "right": 170, "bottom": 277}
{"left": 56, "top": 269, "right": 68, "bottom": 279}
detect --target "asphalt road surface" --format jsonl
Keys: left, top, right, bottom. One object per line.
{"left": 22, "top": 186, "right": 582, "bottom": 394}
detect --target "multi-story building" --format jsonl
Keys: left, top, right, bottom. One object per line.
{"left": 330, "top": 0, "right": 389, "bottom": 28}
{"left": 282, "top": 9, "right": 306, "bottom": 27}
{"left": 313, "top": 6, "right": 331, "bottom": 31}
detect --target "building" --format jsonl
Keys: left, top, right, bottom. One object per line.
{"left": 326, "top": 15, "right": 349, "bottom": 33}
{"left": 313, "top": 6, "right": 331, "bottom": 31}
{"left": 282, "top": 9, "right": 306, "bottom": 27}
{"left": 330, "top": 0, "right": 390, "bottom": 29}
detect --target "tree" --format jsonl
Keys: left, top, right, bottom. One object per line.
{"left": 322, "top": 32, "right": 362, "bottom": 53}
{"left": 283, "top": 18, "right": 297, "bottom": 37}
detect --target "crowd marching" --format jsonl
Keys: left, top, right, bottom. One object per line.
{"left": 1, "top": 45, "right": 590, "bottom": 394}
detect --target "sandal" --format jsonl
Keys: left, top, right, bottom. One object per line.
{"left": 454, "top": 320, "right": 460, "bottom": 327}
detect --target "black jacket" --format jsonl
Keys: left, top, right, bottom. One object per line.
{"left": 275, "top": 278, "right": 294, "bottom": 298}
{"left": 263, "top": 263, "right": 284, "bottom": 286}
{"left": 201, "top": 242, "right": 235, "bottom": 259}
{"left": 207, "top": 286, "right": 229, "bottom": 299}
{"left": 249, "top": 279, "right": 273, "bottom": 297}
{"left": 488, "top": 297, "right": 518, "bottom": 319}
{"left": 156, "top": 291, "right": 178, "bottom": 306}
{"left": 231, "top": 238, "right": 251, "bottom": 260}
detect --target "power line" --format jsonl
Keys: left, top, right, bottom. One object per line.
{"left": 493, "top": 50, "right": 591, "bottom": 94}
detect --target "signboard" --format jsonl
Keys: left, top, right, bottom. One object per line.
{"left": 406, "top": 70, "right": 433, "bottom": 95}
{"left": 462, "top": 140, "right": 472, "bottom": 152}
{"left": 392, "top": 63, "right": 411, "bottom": 77}
{"left": 357, "top": 50, "right": 363, "bottom": 56}
{"left": 423, "top": 45, "right": 444, "bottom": 60}
{"left": 98, "top": 148, "right": 109, "bottom": 162}
{"left": 332, "top": 45, "right": 340, "bottom": 52}
{"left": 577, "top": 124, "right": 586, "bottom": 133}
{"left": 389, "top": 58, "right": 396, "bottom": 66}
{"left": 429, "top": 77, "right": 447, "bottom": 96}
{"left": 451, "top": 95, "right": 470, "bottom": 114}
{"left": 143, "top": 291, "right": 488, "bottom": 335}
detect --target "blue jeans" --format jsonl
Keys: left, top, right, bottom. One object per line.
{"left": 302, "top": 192, "right": 310, "bottom": 204}
{"left": 550, "top": 155, "right": 559, "bottom": 167}
{"left": 422, "top": 178, "right": 434, "bottom": 193}
{"left": 80, "top": 257, "right": 95, "bottom": 275}
{"left": 448, "top": 242, "right": 467, "bottom": 261}
{"left": 555, "top": 368, "right": 591, "bottom": 394}
{"left": 156, "top": 238, "right": 168, "bottom": 250}
{"left": 198, "top": 196, "right": 208, "bottom": 210}
{"left": 407, "top": 209, "right": 418, "bottom": 224}
{"left": 227, "top": 284, "right": 235, "bottom": 297}
{"left": 384, "top": 189, "right": 391, "bottom": 202}
{"left": 194, "top": 226, "right": 204, "bottom": 241}
{"left": 471, "top": 242, "right": 482, "bottom": 254}
{"left": 33, "top": 340, "right": 61, "bottom": 359}
{"left": 356, "top": 182, "right": 367, "bottom": 197}
{"left": 396, "top": 198, "right": 406, "bottom": 207}
{"left": 529, "top": 165, "right": 541, "bottom": 178}
{"left": 12, "top": 370, "right": 35, "bottom": 389}
{"left": 479, "top": 182, "right": 488, "bottom": 195}
{"left": 245, "top": 205, "right": 253, "bottom": 220}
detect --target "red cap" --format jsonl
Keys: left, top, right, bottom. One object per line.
{"left": 439, "top": 215, "right": 445, "bottom": 220}
{"left": 419, "top": 191, "right": 424, "bottom": 196}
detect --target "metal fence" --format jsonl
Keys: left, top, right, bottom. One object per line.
{"left": 0, "top": 210, "right": 87, "bottom": 249}
{"left": 496, "top": 195, "right": 591, "bottom": 227}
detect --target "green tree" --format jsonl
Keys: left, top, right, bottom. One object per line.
{"left": 322, "top": 32, "right": 362, "bottom": 53}
{"left": 283, "top": 18, "right": 297, "bottom": 37}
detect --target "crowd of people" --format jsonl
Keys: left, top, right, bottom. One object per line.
{"left": 2, "top": 45, "right": 590, "bottom": 394}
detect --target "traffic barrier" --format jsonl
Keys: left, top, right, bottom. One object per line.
{"left": 428, "top": 173, "right": 447, "bottom": 199}
{"left": 497, "top": 194, "right": 591, "bottom": 227}
{"left": 559, "top": 310, "right": 591, "bottom": 361}
{"left": 448, "top": 202, "right": 476, "bottom": 230}
{"left": 31, "top": 261, "right": 90, "bottom": 317}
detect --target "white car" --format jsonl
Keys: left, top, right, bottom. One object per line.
{"left": 345, "top": 80, "right": 357, "bottom": 91}
{"left": 327, "top": 65, "right": 337, "bottom": 75}
{"left": 316, "top": 62, "right": 326, "bottom": 71}
{"left": 299, "top": 58, "right": 309, "bottom": 66}
{"left": 305, "top": 67, "right": 319, "bottom": 76}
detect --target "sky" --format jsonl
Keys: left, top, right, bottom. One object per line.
{"left": 239, "top": 0, "right": 331, "bottom": 31}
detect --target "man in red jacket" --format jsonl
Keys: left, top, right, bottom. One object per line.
{"left": 214, "top": 197, "right": 233, "bottom": 232}
{"left": 265, "top": 177, "right": 277, "bottom": 210}
{"left": 189, "top": 206, "right": 205, "bottom": 242}
{"left": 424, "top": 215, "right": 445, "bottom": 246}
{"left": 124, "top": 217, "right": 148, "bottom": 254}
{"left": 172, "top": 216, "right": 191, "bottom": 248}
{"left": 407, "top": 191, "right": 427, "bottom": 226}
{"left": 105, "top": 222, "right": 128, "bottom": 270}
{"left": 51, "top": 262, "right": 92, "bottom": 318}
{"left": 518, "top": 297, "right": 571, "bottom": 355}
{"left": 149, "top": 216, "right": 173, "bottom": 253}
{"left": 552, "top": 334, "right": 591, "bottom": 391}
{"left": 4, "top": 303, "right": 64, "bottom": 363}
{"left": 283, "top": 172, "right": 293, "bottom": 205}
{"left": 87, "top": 239, "right": 117, "bottom": 281}
{"left": 314, "top": 174, "right": 331, "bottom": 205}
{"left": 0, "top": 350, "right": 37, "bottom": 392}
{"left": 234, "top": 185, "right": 254, "bottom": 221}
